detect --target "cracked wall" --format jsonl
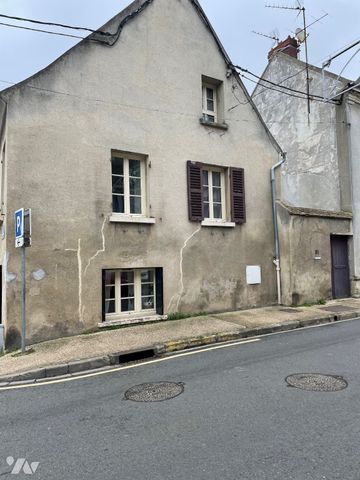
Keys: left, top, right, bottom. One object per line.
{"left": 1, "top": 0, "right": 280, "bottom": 344}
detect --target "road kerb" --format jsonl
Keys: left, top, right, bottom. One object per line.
{"left": 0, "top": 312, "right": 358, "bottom": 385}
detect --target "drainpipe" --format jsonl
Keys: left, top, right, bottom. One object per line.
{"left": 271, "top": 152, "right": 287, "bottom": 305}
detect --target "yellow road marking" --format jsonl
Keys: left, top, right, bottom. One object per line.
{"left": 0, "top": 338, "right": 260, "bottom": 391}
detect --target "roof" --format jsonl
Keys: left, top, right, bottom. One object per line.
{"left": 0, "top": 0, "right": 284, "bottom": 155}
{"left": 278, "top": 201, "right": 352, "bottom": 220}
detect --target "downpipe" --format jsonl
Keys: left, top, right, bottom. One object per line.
{"left": 271, "top": 152, "right": 287, "bottom": 305}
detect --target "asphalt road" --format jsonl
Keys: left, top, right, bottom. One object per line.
{"left": 1, "top": 319, "right": 360, "bottom": 480}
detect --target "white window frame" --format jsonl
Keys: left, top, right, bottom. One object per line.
{"left": 202, "top": 167, "right": 226, "bottom": 222}
{"left": 105, "top": 269, "right": 156, "bottom": 321}
{"left": 111, "top": 152, "right": 147, "bottom": 217}
{"left": 202, "top": 83, "right": 217, "bottom": 123}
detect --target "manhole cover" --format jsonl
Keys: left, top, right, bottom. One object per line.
{"left": 125, "top": 382, "right": 184, "bottom": 402}
{"left": 286, "top": 373, "right": 347, "bottom": 392}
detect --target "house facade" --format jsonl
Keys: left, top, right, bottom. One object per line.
{"left": 0, "top": 0, "right": 283, "bottom": 347}
{"left": 253, "top": 41, "right": 359, "bottom": 305}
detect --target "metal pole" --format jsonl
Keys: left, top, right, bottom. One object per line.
{"left": 21, "top": 244, "right": 26, "bottom": 353}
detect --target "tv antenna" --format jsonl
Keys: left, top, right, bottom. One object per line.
{"left": 252, "top": 30, "right": 280, "bottom": 47}
{"left": 266, "top": 2, "right": 311, "bottom": 123}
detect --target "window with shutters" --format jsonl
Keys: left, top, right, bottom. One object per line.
{"left": 110, "top": 151, "right": 155, "bottom": 224}
{"left": 202, "top": 168, "right": 226, "bottom": 220}
{"left": 103, "top": 268, "right": 163, "bottom": 322}
{"left": 187, "top": 161, "right": 245, "bottom": 227}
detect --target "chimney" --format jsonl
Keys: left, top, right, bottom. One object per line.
{"left": 268, "top": 36, "right": 299, "bottom": 61}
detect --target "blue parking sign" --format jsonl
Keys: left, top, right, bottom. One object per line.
{"left": 15, "top": 209, "right": 24, "bottom": 247}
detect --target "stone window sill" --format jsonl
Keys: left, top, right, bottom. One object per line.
{"left": 99, "top": 314, "right": 167, "bottom": 327}
{"left": 201, "top": 219, "right": 235, "bottom": 228}
{"left": 199, "top": 118, "right": 229, "bottom": 130}
{"left": 109, "top": 214, "right": 156, "bottom": 224}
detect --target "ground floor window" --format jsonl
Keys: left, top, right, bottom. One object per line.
{"left": 103, "top": 268, "right": 163, "bottom": 321}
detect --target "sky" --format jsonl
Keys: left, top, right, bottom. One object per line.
{"left": 0, "top": 0, "right": 359, "bottom": 93}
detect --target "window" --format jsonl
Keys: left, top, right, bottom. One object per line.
{"left": 111, "top": 153, "right": 146, "bottom": 216}
{"left": 202, "top": 84, "right": 217, "bottom": 123}
{"left": 201, "top": 76, "right": 227, "bottom": 128}
{"left": 103, "top": 268, "right": 163, "bottom": 322}
{"left": 202, "top": 168, "right": 226, "bottom": 220}
{"left": 187, "top": 161, "right": 246, "bottom": 225}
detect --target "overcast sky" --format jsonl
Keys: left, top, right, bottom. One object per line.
{"left": 0, "top": 0, "right": 359, "bottom": 93}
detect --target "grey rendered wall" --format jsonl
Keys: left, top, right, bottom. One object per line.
{"left": 253, "top": 54, "right": 344, "bottom": 212}
{"left": 278, "top": 206, "right": 351, "bottom": 305}
{"left": 1, "top": 0, "right": 279, "bottom": 345}
{"left": 348, "top": 98, "right": 360, "bottom": 295}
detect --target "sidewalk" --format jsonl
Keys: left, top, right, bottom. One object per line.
{"left": 1, "top": 297, "right": 359, "bottom": 382}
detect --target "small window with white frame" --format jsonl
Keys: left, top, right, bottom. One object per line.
{"left": 202, "top": 83, "right": 217, "bottom": 123}
{"left": 202, "top": 167, "right": 226, "bottom": 220}
{"left": 104, "top": 268, "right": 157, "bottom": 321}
{"left": 111, "top": 152, "right": 146, "bottom": 216}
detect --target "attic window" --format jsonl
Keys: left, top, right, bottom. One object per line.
{"left": 200, "top": 76, "right": 227, "bottom": 129}
{"left": 202, "top": 84, "right": 217, "bottom": 123}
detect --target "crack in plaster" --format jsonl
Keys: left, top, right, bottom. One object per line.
{"left": 167, "top": 226, "right": 202, "bottom": 312}
{"left": 65, "top": 239, "right": 84, "bottom": 323}
{"left": 84, "top": 217, "right": 107, "bottom": 275}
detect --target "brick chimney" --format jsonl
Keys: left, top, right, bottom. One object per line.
{"left": 268, "top": 36, "right": 299, "bottom": 61}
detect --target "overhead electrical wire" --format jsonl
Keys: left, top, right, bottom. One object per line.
{"left": 0, "top": 21, "right": 86, "bottom": 39}
{"left": 0, "top": 13, "right": 111, "bottom": 35}
{"left": 238, "top": 72, "right": 341, "bottom": 104}
{"left": 233, "top": 64, "right": 334, "bottom": 101}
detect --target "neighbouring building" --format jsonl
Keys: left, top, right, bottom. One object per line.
{"left": 253, "top": 38, "right": 359, "bottom": 305}
{"left": 0, "top": 0, "right": 284, "bottom": 347}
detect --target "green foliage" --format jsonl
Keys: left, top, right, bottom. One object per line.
{"left": 300, "top": 298, "right": 327, "bottom": 307}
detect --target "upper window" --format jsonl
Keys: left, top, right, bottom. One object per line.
{"left": 202, "top": 84, "right": 217, "bottom": 123}
{"left": 111, "top": 152, "right": 146, "bottom": 216}
{"left": 201, "top": 76, "right": 226, "bottom": 128}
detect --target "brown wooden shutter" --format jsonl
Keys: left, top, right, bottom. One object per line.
{"left": 187, "top": 161, "right": 204, "bottom": 221}
{"left": 230, "top": 167, "right": 246, "bottom": 224}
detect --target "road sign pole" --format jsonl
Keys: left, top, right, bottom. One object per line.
{"left": 21, "top": 244, "right": 26, "bottom": 354}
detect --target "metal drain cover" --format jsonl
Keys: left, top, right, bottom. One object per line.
{"left": 125, "top": 382, "right": 184, "bottom": 402}
{"left": 286, "top": 373, "right": 347, "bottom": 392}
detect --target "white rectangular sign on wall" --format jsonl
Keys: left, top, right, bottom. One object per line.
{"left": 246, "top": 265, "right": 262, "bottom": 285}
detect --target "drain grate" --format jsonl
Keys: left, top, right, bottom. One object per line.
{"left": 286, "top": 373, "right": 347, "bottom": 392}
{"left": 125, "top": 382, "right": 184, "bottom": 402}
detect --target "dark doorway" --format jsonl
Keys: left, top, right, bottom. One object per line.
{"left": 331, "top": 236, "right": 351, "bottom": 299}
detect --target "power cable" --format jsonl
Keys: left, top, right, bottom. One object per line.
{"left": 239, "top": 72, "right": 340, "bottom": 104}
{"left": 0, "top": 21, "right": 86, "bottom": 39}
{"left": 233, "top": 64, "right": 332, "bottom": 101}
{"left": 0, "top": 78, "right": 347, "bottom": 125}
{"left": 0, "top": 13, "right": 111, "bottom": 35}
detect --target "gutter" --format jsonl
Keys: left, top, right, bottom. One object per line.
{"left": 271, "top": 152, "right": 287, "bottom": 305}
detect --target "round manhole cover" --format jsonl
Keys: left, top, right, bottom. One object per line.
{"left": 125, "top": 382, "right": 184, "bottom": 402}
{"left": 286, "top": 373, "right": 347, "bottom": 392}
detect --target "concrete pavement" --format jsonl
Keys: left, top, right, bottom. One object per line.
{"left": 0, "top": 297, "right": 359, "bottom": 380}
{"left": 1, "top": 318, "right": 360, "bottom": 479}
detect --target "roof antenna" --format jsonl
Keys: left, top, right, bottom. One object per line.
{"left": 266, "top": 2, "right": 311, "bottom": 124}
{"left": 252, "top": 29, "right": 280, "bottom": 47}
